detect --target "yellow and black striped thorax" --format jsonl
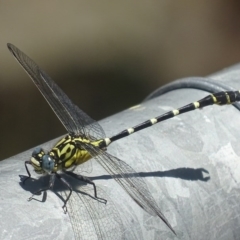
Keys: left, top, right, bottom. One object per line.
{"left": 49, "top": 135, "right": 106, "bottom": 171}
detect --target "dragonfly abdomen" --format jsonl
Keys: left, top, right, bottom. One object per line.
{"left": 108, "top": 90, "right": 240, "bottom": 143}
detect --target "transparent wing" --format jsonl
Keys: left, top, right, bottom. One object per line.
{"left": 65, "top": 186, "right": 125, "bottom": 240}
{"left": 82, "top": 143, "right": 176, "bottom": 235}
{"left": 7, "top": 43, "right": 105, "bottom": 140}
{"left": 69, "top": 158, "right": 93, "bottom": 175}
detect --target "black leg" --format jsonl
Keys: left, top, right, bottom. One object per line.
{"left": 63, "top": 170, "right": 107, "bottom": 204}
{"left": 55, "top": 172, "right": 72, "bottom": 213}
{"left": 23, "top": 161, "right": 32, "bottom": 184}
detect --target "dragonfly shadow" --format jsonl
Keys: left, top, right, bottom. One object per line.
{"left": 18, "top": 167, "right": 210, "bottom": 203}
{"left": 89, "top": 167, "right": 210, "bottom": 182}
{"left": 19, "top": 175, "right": 48, "bottom": 203}
{"left": 18, "top": 174, "right": 100, "bottom": 204}
{"left": 140, "top": 167, "right": 210, "bottom": 181}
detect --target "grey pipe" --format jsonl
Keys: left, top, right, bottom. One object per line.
{"left": 1, "top": 63, "right": 240, "bottom": 239}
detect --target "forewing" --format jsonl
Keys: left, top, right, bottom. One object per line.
{"left": 82, "top": 143, "right": 176, "bottom": 235}
{"left": 7, "top": 43, "right": 105, "bottom": 140}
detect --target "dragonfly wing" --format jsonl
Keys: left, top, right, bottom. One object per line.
{"left": 7, "top": 43, "right": 105, "bottom": 140}
{"left": 65, "top": 186, "right": 125, "bottom": 240}
{"left": 82, "top": 143, "right": 176, "bottom": 235}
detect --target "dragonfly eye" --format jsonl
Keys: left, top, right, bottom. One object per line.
{"left": 42, "top": 155, "right": 54, "bottom": 173}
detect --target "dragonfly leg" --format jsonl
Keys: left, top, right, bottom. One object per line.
{"left": 23, "top": 161, "right": 32, "bottom": 184}
{"left": 55, "top": 172, "right": 72, "bottom": 213}
{"left": 64, "top": 170, "right": 107, "bottom": 204}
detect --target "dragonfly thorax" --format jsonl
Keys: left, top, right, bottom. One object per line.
{"left": 30, "top": 147, "right": 55, "bottom": 174}
{"left": 49, "top": 135, "right": 105, "bottom": 169}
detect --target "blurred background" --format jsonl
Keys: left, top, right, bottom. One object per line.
{"left": 1, "top": 1, "right": 240, "bottom": 160}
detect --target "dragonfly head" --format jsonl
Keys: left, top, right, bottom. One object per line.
{"left": 30, "top": 147, "right": 55, "bottom": 174}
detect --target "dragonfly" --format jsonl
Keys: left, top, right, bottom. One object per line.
{"left": 8, "top": 43, "right": 240, "bottom": 235}
{"left": 7, "top": 43, "right": 176, "bottom": 235}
